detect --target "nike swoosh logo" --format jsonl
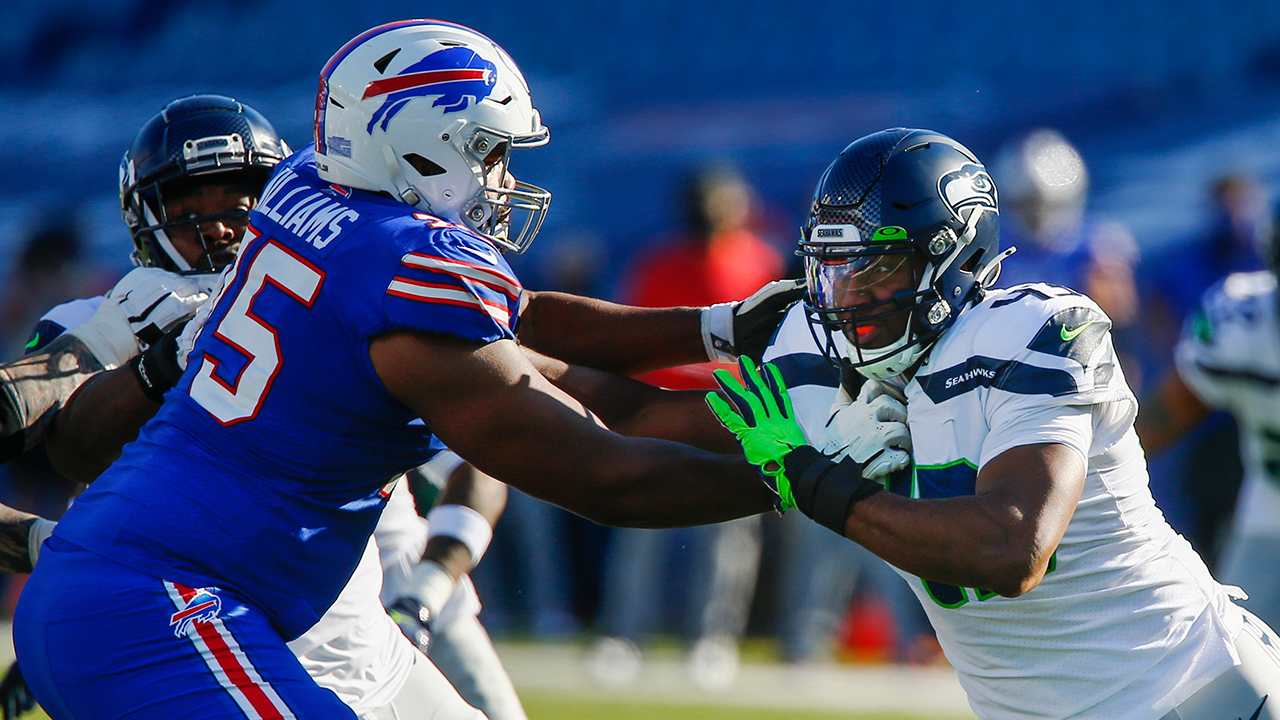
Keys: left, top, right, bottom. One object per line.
{"left": 1242, "top": 694, "right": 1267, "bottom": 720}
{"left": 1060, "top": 321, "right": 1095, "bottom": 342}
{"left": 458, "top": 243, "right": 499, "bottom": 265}
{"left": 24, "top": 333, "right": 39, "bottom": 350}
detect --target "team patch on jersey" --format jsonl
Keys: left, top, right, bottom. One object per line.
{"left": 1027, "top": 306, "right": 1110, "bottom": 366}
{"left": 365, "top": 47, "right": 497, "bottom": 133}
{"left": 917, "top": 355, "right": 1078, "bottom": 404}
{"left": 169, "top": 587, "right": 222, "bottom": 638}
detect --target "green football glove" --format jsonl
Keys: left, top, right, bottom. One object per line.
{"left": 706, "top": 357, "right": 810, "bottom": 511}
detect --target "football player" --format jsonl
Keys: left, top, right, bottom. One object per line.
{"left": 507, "top": 128, "right": 1280, "bottom": 719}
{"left": 13, "top": 21, "right": 778, "bottom": 720}
{"left": 706, "top": 129, "right": 1280, "bottom": 719}
{"left": 1135, "top": 212, "right": 1280, "bottom": 636}
{"left": 9, "top": 93, "right": 523, "bottom": 720}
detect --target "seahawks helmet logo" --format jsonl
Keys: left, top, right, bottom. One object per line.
{"left": 938, "top": 164, "right": 998, "bottom": 222}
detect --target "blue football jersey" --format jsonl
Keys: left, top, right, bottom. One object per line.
{"left": 54, "top": 146, "right": 522, "bottom": 639}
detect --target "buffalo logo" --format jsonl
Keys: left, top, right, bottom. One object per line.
{"left": 938, "top": 164, "right": 998, "bottom": 222}
{"left": 170, "top": 589, "right": 222, "bottom": 638}
{"left": 363, "top": 48, "right": 498, "bottom": 134}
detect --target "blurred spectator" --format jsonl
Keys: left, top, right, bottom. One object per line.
{"left": 0, "top": 217, "right": 98, "bottom": 358}
{"left": 992, "top": 127, "right": 1140, "bottom": 334}
{"left": 775, "top": 510, "right": 937, "bottom": 666}
{"left": 1141, "top": 174, "right": 1270, "bottom": 358}
{"left": 587, "top": 165, "right": 781, "bottom": 689}
{"left": 1136, "top": 173, "right": 1271, "bottom": 559}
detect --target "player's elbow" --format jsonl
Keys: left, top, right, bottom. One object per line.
{"left": 984, "top": 544, "right": 1053, "bottom": 598}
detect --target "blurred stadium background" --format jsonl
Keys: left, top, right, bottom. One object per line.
{"left": 5, "top": 0, "right": 1280, "bottom": 285}
{"left": 5, "top": 2, "right": 1280, "bottom": 717}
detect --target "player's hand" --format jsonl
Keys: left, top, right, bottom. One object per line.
{"left": 706, "top": 357, "right": 810, "bottom": 510}
{"left": 387, "top": 596, "right": 434, "bottom": 654}
{"left": 821, "top": 379, "right": 912, "bottom": 478}
{"left": 389, "top": 559, "right": 458, "bottom": 654}
{"left": 702, "top": 279, "right": 806, "bottom": 362}
{"left": 67, "top": 268, "right": 212, "bottom": 368}
{"left": 0, "top": 661, "right": 36, "bottom": 720}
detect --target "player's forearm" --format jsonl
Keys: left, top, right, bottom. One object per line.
{"left": 0, "top": 335, "right": 107, "bottom": 462}
{"left": 844, "top": 491, "right": 1057, "bottom": 597}
{"left": 493, "top": 435, "right": 772, "bottom": 528}
{"left": 517, "top": 291, "right": 707, "bottom": 376}
{"left": 1135, "top": 373, "right": 1210, "bottom": 456}
{"left": 421, "top": 461, "right": 507, "bottom": 578}
{"left": 0, "top": 505, "right": 42, "bottom": 575}
{"left": 526, "top": 348, "right": 742, "bottom": 453}
{"left": 45, "top": 365, "right": 160, "bottom": 484}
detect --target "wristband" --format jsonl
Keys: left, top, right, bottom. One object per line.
{"left": 28, "top": 518, "right": 56, "bottom": 567}
{"left": 129, "top": 353, "right": 171, "bottom": 404}
{"left": 426, "top": 504, "right": 493, "bottom": 568}
{"left": 701, "top": 303, "right": 736, "bottom": 362}
{"left": 129, "top": 326, "right": 187, "bottom": 404}
{"left": 783, "top": 446, "right": 884, "bottom": 535}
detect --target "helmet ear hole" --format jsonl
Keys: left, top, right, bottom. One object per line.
{"left": 403, "top": 154, "right": 446, "bottom": 177}
{"left": 960, "top": 247, "right": 985, "bottom": 273}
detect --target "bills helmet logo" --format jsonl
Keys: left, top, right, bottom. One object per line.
{"left": 938, "top": 164, "right": 998, "bottom": 222}
{"left": 363, "top": 48, "right": 497, "bottom": 134}
{"left": 170, "top": 589, "right": 222, "bottom": 638}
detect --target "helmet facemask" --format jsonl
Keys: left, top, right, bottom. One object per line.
{"left": 127, "top": 169, "right": 264, "bottom": 274}
{"left": 796, "top": 129, "right": 1003, "bottom": 380}
{"left": 120, "top": 95, "right": 287, "bottom": 274}
{"left": 802, "top": 222, "right": 981, "bottom": 379}
{"left": 453, "top": 124, "right": 551, "bottom": 253}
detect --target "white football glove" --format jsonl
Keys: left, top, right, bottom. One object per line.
{"left": 388, "top": 559, "right": 457, "bottom": 654}
{"left": 68, "top": 268, "right": 214, "bottom": 368}
{"left": 821, "top": 379, "right": 912, "bottom": 478}
{"left": 702, "top": 278, "right": 806, "bottom": 362}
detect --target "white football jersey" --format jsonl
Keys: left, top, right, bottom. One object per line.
{"left": 767, "top": 285, "right": 1245, "bottom": 719}
{"left": 289, "top": 480, "right": 481, "bottom": 715}
{"left": 1176, "top": 271, "right": 1280, "bottom": 538}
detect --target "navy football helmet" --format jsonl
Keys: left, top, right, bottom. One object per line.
{"left": 798, "top": 129, "right": 1006, "bottom": 379}
{"left": 120, "top": 94, "right": 289, "bottom": 272}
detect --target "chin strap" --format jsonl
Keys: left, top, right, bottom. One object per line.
{"left": 381, "top": 146, "right": 423, "bottom": 207}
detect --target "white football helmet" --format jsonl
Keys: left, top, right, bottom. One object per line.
{"left": 314, "top": 20, "right": 551, "bottom": 253}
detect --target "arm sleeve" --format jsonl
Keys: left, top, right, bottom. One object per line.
{"left": 0, "top": 335, "right": 107, "bottom": 460}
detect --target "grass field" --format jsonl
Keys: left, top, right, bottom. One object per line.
{"left": 20, "top": 699, "right": 968, "bottom": 720}
{"left": 520, "top": 691, "right": 973, "bottom": 720}
{"left": 5, "top": 635, "right": 978, "bottom": 719}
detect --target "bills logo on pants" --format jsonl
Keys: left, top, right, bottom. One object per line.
{"left": 165, "top": 582, "right": 298, "bottom": 719}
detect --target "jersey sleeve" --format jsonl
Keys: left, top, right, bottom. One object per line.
{"left": 380, "top": 225, "right": 522, "bottom": 345}
{"left": 973, "top": 288, "right": 1137, "bottom": 467}
{"left": 762, "top": 303, "right": 841, "bottom": 443}
{"left": 24, "top": 297, "right": 103, "bottom": 354}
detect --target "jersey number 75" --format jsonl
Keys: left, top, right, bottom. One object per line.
{"left": 189, "top": 238, "right": 325, "bottom": 425}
